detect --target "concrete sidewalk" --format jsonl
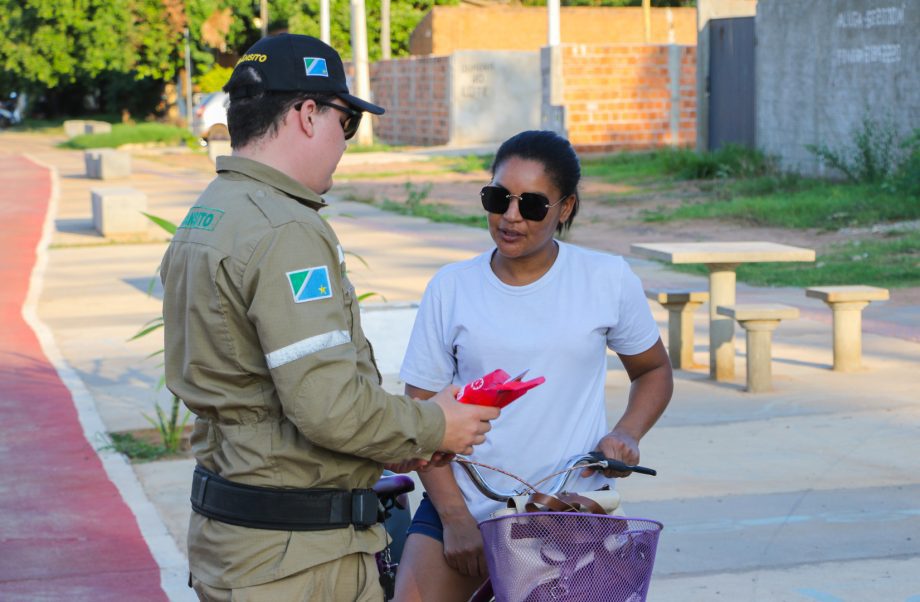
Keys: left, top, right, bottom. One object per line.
{"left": 4, "top": 131, "right": 919, "bottom": 601}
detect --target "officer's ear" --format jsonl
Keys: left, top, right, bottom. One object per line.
{"left": 293, "top": 99, "right": 317, "bottom": 139}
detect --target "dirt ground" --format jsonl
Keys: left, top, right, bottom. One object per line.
{"left": 138, "top": 149, "right": 920, "bottom": 307}
{"left": 332, "top": 159, "right": 862, "bottom": 256}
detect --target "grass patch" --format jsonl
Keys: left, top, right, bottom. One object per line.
{"left": 380, "top": 198, "right": 487, "bottom": 228}
{"left": 59, "top": 123, "right": 195, "bottom": 149}
{"left": 346, "top": 141, "right": 401, "bottom": 153}
{"left": 668, "top": 231, "right": 920, "bottom": 289}
{"left": 379, "top": 182, "right": 487, "bottom": 229}
{"left": 441, "top": 154, "right": 493, "bottom": 174}
{"left": 642, "top": 183, "right": 919, "bottom": 229}
{"left": 582, "top": 151, "right": 675, "bottom": 183}
{"left": 102, "top": 432, "right": 168, "bottom": 462}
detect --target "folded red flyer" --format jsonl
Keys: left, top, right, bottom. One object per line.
{"left": 455, "top": 369, "right": 545, "bottom": 408}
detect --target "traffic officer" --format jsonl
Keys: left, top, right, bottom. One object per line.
{"left": 160, "top": 34, "right": 499, "bottom": 601}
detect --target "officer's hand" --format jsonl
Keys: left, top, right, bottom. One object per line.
{"left": 432, "top": 385, "right": 500, "bottom": 455}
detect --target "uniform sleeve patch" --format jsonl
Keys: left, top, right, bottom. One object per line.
{"left": 178, "top": 206, "right": 224, "bottom": 231}
{"left": 287, "top": 266, "right": 333, "bottom": 303}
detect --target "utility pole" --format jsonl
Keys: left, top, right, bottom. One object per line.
{"left": 381, "top": 0, "right": 391, "bottom": 60}
{"left": 350, "top": 0, "right": 374, "bottom": 145}
{"left": 321, "top": 0, "right": 331, "bottom": 43}
{"left": 548, "top": 0, "right": 560, "bottom": 46}
{"left": 260, "top": 0, "right": 268, "bottom": 38}
{"left": 643, "top": 0, "right": 651, "bottom": 43}
{"left": 184, "top": 27, "right": 194, "bottom": 132}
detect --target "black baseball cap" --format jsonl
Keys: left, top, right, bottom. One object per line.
{"left": 229, "top": 33, "right": 384, "bottom": 115}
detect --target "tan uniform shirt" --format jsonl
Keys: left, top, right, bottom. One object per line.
{"left": 160, "top": 156, "right": 445, "bottom": 588}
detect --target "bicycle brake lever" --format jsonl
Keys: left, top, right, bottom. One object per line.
{"left": 587, "top": 451, "right": 657, "bottom": 476}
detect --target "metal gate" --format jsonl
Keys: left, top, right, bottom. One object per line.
{"left": 709, "top": 17, "right": 755, "bottom": 150}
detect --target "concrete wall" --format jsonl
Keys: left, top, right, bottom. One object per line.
{"left": 369, "top": 51, "right": 540, "bottom": 147}
{"left": 544, "top": 44, "right": 696, "bottom": 154}
{"left": 696, "top": 0, "right": 758, "bottom": 151}
{"left": 756, "top": 0, "right": 919, "bottom": 175}
{"left": 449, "top": 52, "right": 541, "bottom": 146}
{"left": 411, "top": 6, "right": 696, "bottom": 56}
{"left": 370, "top": 56, "right": 451, "bottom": 146}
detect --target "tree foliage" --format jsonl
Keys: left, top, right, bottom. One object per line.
{"left": 0, "top": 0, "right": 694, "bottom": 117}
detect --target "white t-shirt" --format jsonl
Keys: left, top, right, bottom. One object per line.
{"left": 400, "top": 241, "right": 661, "bottom": 522}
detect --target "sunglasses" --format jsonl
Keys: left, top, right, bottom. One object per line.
{"left": 480, "top": 185, "right": 568, "bottom": 222}
{"left": 295, "top": 99, "right": 362, "bottom": 140}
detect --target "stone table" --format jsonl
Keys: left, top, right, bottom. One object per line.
{"left": 630, "top": 242, "right": 815, "bottom": 381}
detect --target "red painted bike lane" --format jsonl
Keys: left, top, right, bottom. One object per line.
{"left": 0, "top": 156, "right": 167, "bottom": 600}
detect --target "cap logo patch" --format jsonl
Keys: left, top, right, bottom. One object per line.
{"left": 304, "top": 57, "right": 329, "bottom": 77}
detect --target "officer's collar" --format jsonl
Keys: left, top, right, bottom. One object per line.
{"left": 216, "top": 156, "right": 327, "bottom": 210}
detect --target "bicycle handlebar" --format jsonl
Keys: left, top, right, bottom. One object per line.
{"left": 454, "top": 452, "right": 656, "bottom": 503}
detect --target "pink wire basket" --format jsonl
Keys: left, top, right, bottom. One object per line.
{"left": 479, "top": 512, "right": 663, "bottom": 602}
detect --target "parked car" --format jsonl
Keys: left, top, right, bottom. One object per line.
{"left": 192, "top": 91, "right": 229, "bottom": 145}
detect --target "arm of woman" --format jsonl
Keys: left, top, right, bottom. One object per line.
{"left": 591, "top": 338, "right": 673, "bottom": 477}
{"left": 407, "top": 384, "right": 488, "bottom": 579}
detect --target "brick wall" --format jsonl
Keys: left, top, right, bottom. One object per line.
{"left": 411, "top": 7, "right": 696, "bottom": 56}
{"left": 369, "top": 56, "right": 451, "bottom": 146}
{"left": 556, "top": 44, "right": 696, "bottom": 153}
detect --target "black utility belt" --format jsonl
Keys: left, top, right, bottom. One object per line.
{"left": 190, "top": 465, "right": 380, "bottom": 531}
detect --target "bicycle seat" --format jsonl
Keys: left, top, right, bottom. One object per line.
{"left": 373, "top": 473, "right": 415, "bottom": 497}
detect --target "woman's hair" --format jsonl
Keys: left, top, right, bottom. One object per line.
{"left": 491, "top": 130, "right": 581, "bottom": 234}
{"left": 223, "top": 65, "right": 334, "bottom": 149}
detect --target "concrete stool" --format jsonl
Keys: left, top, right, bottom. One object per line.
{"left": 717, "top": 304, "right": 799, "bottom": 393}
{"left": 207, "top": 140, "right": 232, "bottom": 163}
{"left": 646, "top": 289, "right": 709, "bottom": 369}
{"left": 90, "top": 187, "right": 148, "bottom": 237}
{"left": 84, "top": 150, "right": 131, "bottom": 179}
{"left": 806, "top": 286, "right": 889, "bottom": 371}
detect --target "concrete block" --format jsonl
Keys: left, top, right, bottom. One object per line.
{"left": 717, "top": 304, "right": 799, "bottom": 393}
{"left": 90, "top": 187, "right": 148, "bottom": 237}
{"left": 207, "top": 140, "right": 232, "bottom": 163}
{"left": 83, "top": 120, "right": 112, "bottom": 135}
{"left": 84, "top": 150, "right": 131, "bottom": 179}
{"left": 646, "top": 289, "right": 709, "bottom": 369}
{"left": 63, "top": 120, "right": 87, "bottom": 139}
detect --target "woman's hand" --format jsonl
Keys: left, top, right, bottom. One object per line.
{"left": 441, "top": 508, "right": 487, "bottom": 578}
{"left": 583, "top": 430, "right": 640, "bottom": 478}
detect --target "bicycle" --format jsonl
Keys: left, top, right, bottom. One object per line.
{"left": 374, "top": 453, "right": 662, "bottom": 602}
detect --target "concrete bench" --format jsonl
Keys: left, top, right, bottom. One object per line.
{"left": 646, "top": 289, "right": 709, "bottom": 369}
{"left": 805, "top": 285, "right": 889, "bottom": 371}
{"left": 717, "top": 304, "right": 799, "bottom": 393}
{"left": 63, "top": 120, "right": 88, "bottom": 139}
{"left": 82, "top": 120, "right": 112, "bottom": 135}
{"left": 90, "top": 187, "right": 148, "bottom": 237}
{"left": 84, "top": 149, "right": 131, "bottom": 179}
{"left": 64, "top": 119, "right": 112, "bottom": 138}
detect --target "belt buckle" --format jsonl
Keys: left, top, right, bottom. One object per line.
{"left": 351, "top": 489, "right": 378, "bottom": 530}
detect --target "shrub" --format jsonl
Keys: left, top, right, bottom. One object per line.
{"left": 806, "top": 116, "right": 902, "bottom": 184}
{"left": 662, "top": 144, "right": 775, "bottom": 180}
{"left": 60, "top": 123, "right": 195, "bottom": 149}
{"left": 890, "top": 129, "right": 920, "bottom": 198}
{"left": 195, "top": 65, "right": 233, "bottom": 94}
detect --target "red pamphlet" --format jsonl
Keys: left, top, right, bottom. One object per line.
{"left": 455, "top": 369, "right": 545, "bottom": 408}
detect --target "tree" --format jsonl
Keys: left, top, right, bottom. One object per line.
{"left": 0, "top": 0, "right": 133, "bottom": 89}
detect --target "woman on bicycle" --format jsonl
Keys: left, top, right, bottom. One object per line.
{"left": 393, "top": 130, "right": 674, "bottom": 602}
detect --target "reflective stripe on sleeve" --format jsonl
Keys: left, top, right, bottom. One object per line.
{"left": 265, "top": 330, "right": 351, "bottom": 369}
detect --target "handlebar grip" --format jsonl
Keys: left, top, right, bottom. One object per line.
{"left": 588, "top": 451, "right": 657, "bottom": 476}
